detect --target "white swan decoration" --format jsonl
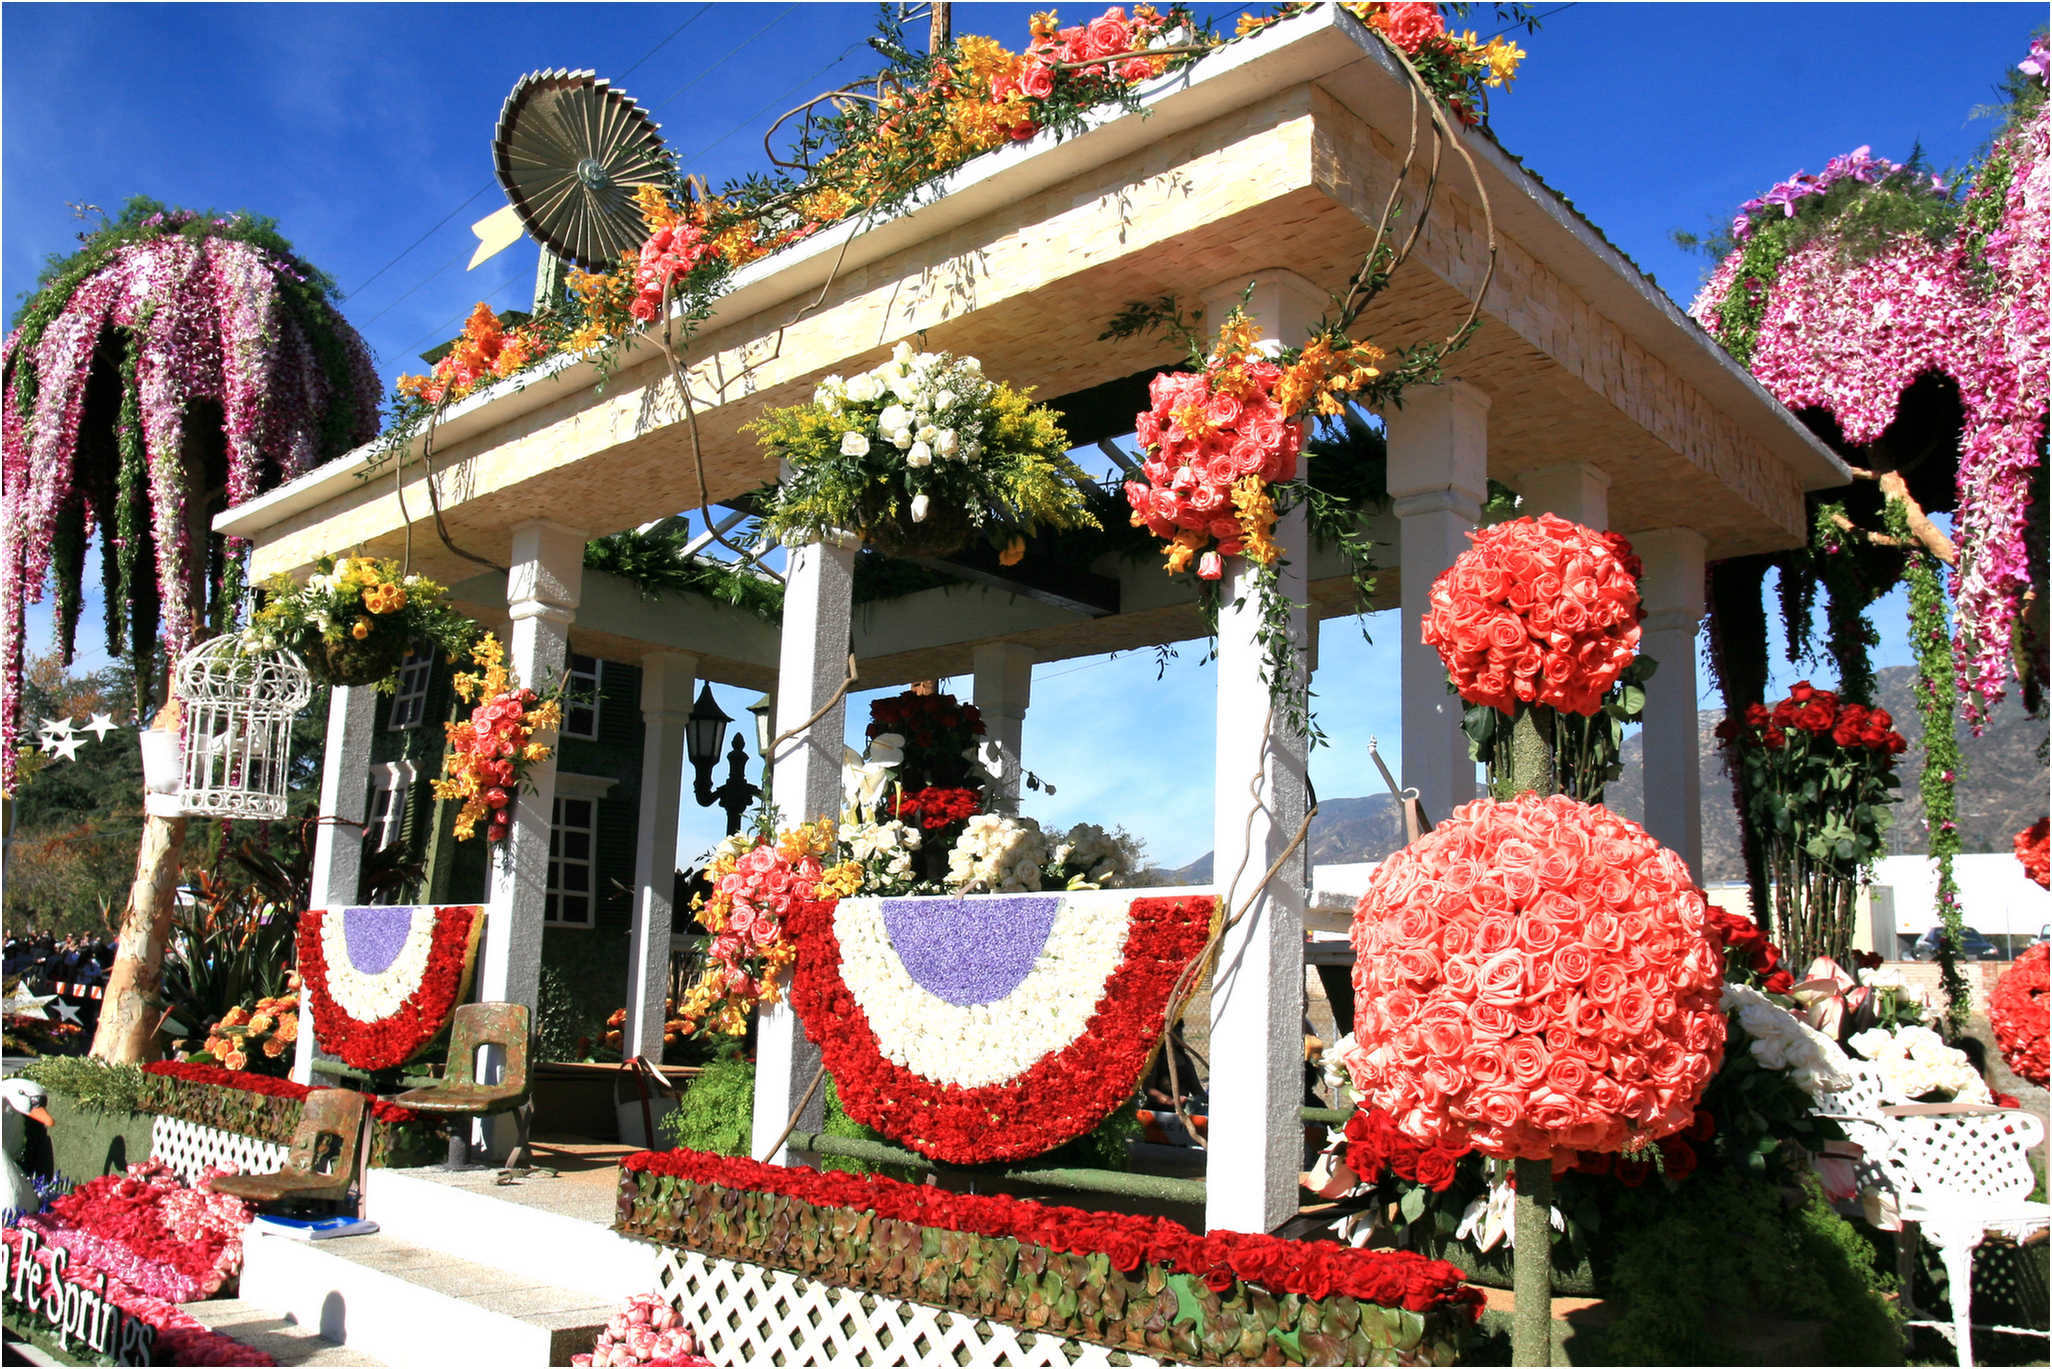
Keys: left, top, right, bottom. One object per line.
{"left": 1, "top": 1076, "right": 55, "bottom": 1216}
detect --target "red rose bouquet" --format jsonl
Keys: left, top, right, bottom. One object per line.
{"left": 1349, "top": 792, "right": 1726, "bottom": 1161}
{"left": 1989, "top": 942, "right": 2049, "bottom": 1086}
{"left": 432, "top": 633, "right": 563, "bottom": 844}
{"left": 2015, "top": 817, "right": 2050, "bottom": 889}
{"left": 1421, "top": 513, "right": 1644, "bottom": 718}
{"left": 1718, "top": 682, "right": 1906, "bottom": 966}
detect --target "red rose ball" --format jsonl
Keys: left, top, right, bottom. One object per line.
{"left": 1420, "top": 513, "right": 1643, "bottom": 717}
{"left": 1349, "top": 792, "right": 1726, "bottom": 1161}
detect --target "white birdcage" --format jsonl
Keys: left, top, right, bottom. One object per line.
{"left": 172, "top": 636, "right": 315, "bottom": 820}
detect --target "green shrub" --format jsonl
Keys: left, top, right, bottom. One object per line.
{"left": 658, "top": 1045, "right": 756, "bottom": 1157}
{"left": 1592, "top": 1170, "right": 1900, "bottom": 1365}
{"left": 19, "top": 1056, "right": 145, "bottom": 1115}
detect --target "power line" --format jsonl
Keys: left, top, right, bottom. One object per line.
{"left": 678, "top": 37, "right": 871, "bottom": 166}
{"left": 657, "top": 5, "right": 798, "bottom": 108}
{"left": 342, "top": 6, "right": 717, "bottom": 307}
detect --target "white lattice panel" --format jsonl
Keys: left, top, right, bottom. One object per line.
{"left": 653, "top": 1247, "right": 1160, "bottom": 1369}
{"left": 151, "top": 1116, "right": 290, "bottom": 1183}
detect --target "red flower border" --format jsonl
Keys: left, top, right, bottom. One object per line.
{"left": 296, "top": 905, "right": 482, "bottom": 1072}
{"left": 3, "top": 1226, "right": 276, "bottom": 1367}
{"left": 142, "top": 1061, "right": 423, "bottom": 1125}
{"left": 623, "top": 1146, "right": 1481, "bottom": 1316}
{"left": 786, "top": 894, "right": 1213, "bottom": 1163}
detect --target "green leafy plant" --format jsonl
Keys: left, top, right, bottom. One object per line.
{"left": 657, "top": 1042, "right": 757, "bottom": 1157}
{"left": 1591, "top": 1170, "right": 1900, "bottom": 1365}
{"left": 19, "top": 1056, "right": 146, "bottom": 1115}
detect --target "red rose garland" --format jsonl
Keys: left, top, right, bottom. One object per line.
{"left": 1421, "top": 513, "right": 1644, "bottom": 716}
{"left": 142, "top": 1060, "right": 424, "bottom": 1125}
{"left": 1989, "top": 942, "right": 2049, "bottom": 1086}
{"left": 622, "top": 1146, "right": 1481, "bottom": 1316}
{"left": 785, "top": 895, "right": 1213, "bottom": 1163}
{"left": 2015, "top": 817, "right": 2050, "bottom": 889}
{"left": 296, "top": 906, "right": 482, "bottom": 1072}
{"left": 1349, "top": 793, "right": 1726, "bottom": 1161}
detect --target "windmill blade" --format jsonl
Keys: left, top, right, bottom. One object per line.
{"left": 492, "top": 68, "right": 673, "bottom": 272}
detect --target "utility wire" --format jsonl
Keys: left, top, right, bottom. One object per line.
{"left": 342, "top": 7, "right": 716, "bottom": 307}
{"left": 657, "top": 5, "right": 798, "bottom": 107}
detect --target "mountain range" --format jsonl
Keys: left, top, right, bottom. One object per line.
{"left": 1154, "top": 666, "right": 2048, "bottom": 885}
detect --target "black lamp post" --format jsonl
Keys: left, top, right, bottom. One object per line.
{"left": 687, "top": 684, "right": 760, "bottom": 835}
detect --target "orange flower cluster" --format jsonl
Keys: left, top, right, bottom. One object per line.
{"left": 194, "top": 986, "right": 301, "bottom": 1074}
{"left": 395, "top": 302, "right": 542, "bottom": 407}
{"left": 431, "top": 633, "right": 562, "bottom": 843}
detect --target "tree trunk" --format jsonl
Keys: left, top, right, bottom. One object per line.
{"left": 1509, "top": 706, "right": 1557, "bottom": 1365}
{"left": 89, "top": 800, "right": 187, "bottom": 1062}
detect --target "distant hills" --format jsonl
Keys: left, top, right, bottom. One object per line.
{"left": 1153, "top": 666, "right": 2048, "bottom": 884}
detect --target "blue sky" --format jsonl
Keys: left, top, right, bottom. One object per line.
{"left": 4, "top": 3, "right": 2039, "bottom": 869}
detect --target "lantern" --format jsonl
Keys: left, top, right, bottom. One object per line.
{"left": 172, "top": 636, "right": 314, "bottom": 820}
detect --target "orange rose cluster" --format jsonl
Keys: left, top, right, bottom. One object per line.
{"left": 1421, "top": 513, "right": 1644, "bottom": 717}
{"left": 1347, "top": 792, "right": 1727, "bottom": 1162}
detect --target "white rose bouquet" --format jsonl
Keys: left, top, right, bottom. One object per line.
{"left": 946, "top": 813, "right": 1050, "bottom": 894}
{"left": 749, "top": 343, "right": 1096, "bottom": 558}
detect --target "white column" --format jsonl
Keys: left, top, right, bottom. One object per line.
{"left": 752, "top": 531, "right": 857, "bottom": 1165}
{"left": 1513, "top": 460, "right": 1609, "bottom": 529}
{"left": 628, "top": 652, "right": 696, "bottom": 1063}
{"left": 972, "top": 642, "right": 1034, "bottom": 814}
{"left": 1203, "top": 272, "right": 1319, "bottom": 1235}
{"left": 294, "top": 685, "right": 377, "bottom": 1085}
{"left": 478, "top": 519, "right": 584, "bottom": 1154}
{"left": 1385, "top": 381, "right": 1490, "bottom": 828}
{"left": 1632, "top": 528, "right": 1707, "bottom": 877}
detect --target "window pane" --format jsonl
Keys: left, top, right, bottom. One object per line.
{"left": 562, "top": 830, "right": 591, "bottom": 862}
{"left": 562, "top": 864, "right": 589, "bottom": 893}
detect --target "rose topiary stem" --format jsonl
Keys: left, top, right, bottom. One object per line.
{"left": 1512, "top": 1157, "right": 1554, "bottom": 1366}
{"left": 1509, "top": 704, "right": 1556, "bottom": 797}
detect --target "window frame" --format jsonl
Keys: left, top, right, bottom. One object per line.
{"left": 387, "top": 649, "right": 435, "bottom": 731}
{"left": 561, "top": 653, "right": 603, "bottom": 741}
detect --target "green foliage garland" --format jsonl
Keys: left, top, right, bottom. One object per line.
{"left": 1890, "top": 498, "right": 1970, "bottom": 1031}
{"left": 19, "top": 1057, "right": 146, "bottom": 1116}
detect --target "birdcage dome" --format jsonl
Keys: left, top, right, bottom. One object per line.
{"left": 172, "top": 636, "right": 315, "bottom": 820}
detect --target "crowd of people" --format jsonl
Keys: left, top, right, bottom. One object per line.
{"left": 5, "top": 932, "right": 114, "bottom": 995}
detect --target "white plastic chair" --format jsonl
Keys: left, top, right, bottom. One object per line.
{"left": 1878, "top": 1104, "right": 2050, "bottom": 1368}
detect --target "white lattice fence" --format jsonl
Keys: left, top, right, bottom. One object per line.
{"left": 150, "top": 1116, "right": 290, "bottom": 1183}
{"left": 653, "top": 1247, "right": 1160, "bottom": 1369}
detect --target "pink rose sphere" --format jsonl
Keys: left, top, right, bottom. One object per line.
{"left": 1350, "top": 792, "right": 1725, "bottom": 1161}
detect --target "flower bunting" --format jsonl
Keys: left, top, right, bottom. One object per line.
{"left": 296, "top": 905, "right": 483, "bottom": 1071}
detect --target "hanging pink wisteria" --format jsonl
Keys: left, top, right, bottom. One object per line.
{"left": 1, "top": 202, "right": 379, "bottom": 794}
{"left": 1690, "top": 89, "right": 2050, "bottom": 726}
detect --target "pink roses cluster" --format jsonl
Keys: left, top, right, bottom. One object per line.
{"left": 1124, "top": 361, "right": 1299, "bottom": 579}
{"left": 629, "top": 221, "right": 717, "bottom": 322}
{"left": 1420, "top": 513, "right": 1644, "bottom": 716}
{"left": 571, "top": 1293, "right": 708, "bottom": 1367}
{"left": 1348, "top": 793, "right": 1727, "bottom": 1161}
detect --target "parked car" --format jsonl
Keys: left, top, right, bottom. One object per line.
{"left": 1909, "top": 926, "right": 2002, "bottom": 961}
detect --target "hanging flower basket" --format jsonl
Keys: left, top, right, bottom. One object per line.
{"left": 749, "top": 344, "right": 1096, "bottom": 562}
{"left": 313, "top": 630, "right": 410, "bottom": 688}
{"left": 244, "top": 555, "right": 478, "bottom": 691}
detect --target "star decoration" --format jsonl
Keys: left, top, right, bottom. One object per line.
{"left": 52, "top": 1000, "right": 83, "bottom": 1025}
{"left": 49, "top": 735, "right": 84, "bottom": 763}
{"left": 2, "top": 985, "right": 57, "bottom": 1021}
{"left": 83, "top": 712, "right": 118, "bottom": 741}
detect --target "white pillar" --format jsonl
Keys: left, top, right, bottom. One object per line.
{"left": 1513, "top": 460, "right": 1609, "bottom": 529}
{"left": 628, "top": 652, "right": 696, "bottom": 1063}
{"left": 1202, "top": 272, "right": 1319, "bottom": 1235}
{"left": 478, "top": 519, "right": 583, "bottom": 1154}
{"left": 972, "top": 642, "right": 1034, "bottom": 813}
{"left": 1632, "top": 528, "right": 1707, "bottom": 877}
{"left": 752, "top": 531, "right": 857, "bottom": 1165}
{"left": 1386, "top": 381, "right": 1490, "bottom": 827}
{"left": 295, "top": 685, "right": 377, "bottom": 1085}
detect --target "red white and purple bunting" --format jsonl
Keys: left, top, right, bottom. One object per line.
{"left": 786, "top": 890, "right": 1214, "bottom": 1163}
{"left": 297, "top": 905, "right": 483, "bottom": 1072}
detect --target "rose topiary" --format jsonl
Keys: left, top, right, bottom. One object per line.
{"left": 1420, "top": 513, "right": 1643, "bottom": 717}
{"left": 1989, "top": 942, "right": 2049, "bottom": 1086}
{"left": 1347, "top": 792, "right": 1726, "bottom": 1161}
